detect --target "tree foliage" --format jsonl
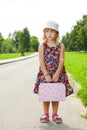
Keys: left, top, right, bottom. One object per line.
{"left": 18, "top": 28, "right": 30, "bottom": 55}
{"left": 61, "top": 15, "right": 87, "bottom": 51}
{"left": 30, "top": 36, "right": 39, "bottom": 52}
{"left": 0, "top": 33, "right": 4, "bottom": 53}
{"left": 0, "top": 27, "right": 39, "bottom": 54}
{"left": 1, "top": 39, "right": 12, "bottom": 53}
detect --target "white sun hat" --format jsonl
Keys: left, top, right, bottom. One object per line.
{"left": 43, "top": 21, "right": 59, "bottom": 32}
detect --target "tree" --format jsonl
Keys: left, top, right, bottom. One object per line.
{"left": 1, "top": 38, "right": 12, "bottom": 53}
{"left": 61, "top": 15, "right": 87, "bottom": 51}
{"left": 18, "top": 27, "right": 30, "bottom": 55}
{"left": 61, "top": 33, "right": 72, "bottom": 51}
{"left": 11, "top": 31, "right": 20, "bottom": 52}
{"left": 77, "top": 18, "right": 87, "bottom": 51}
{"left": 0, "top": 33, "right": 4, "bottom": 53}
{"left": 30, "top": 36, "right": 39, "bottom": 52}
{"left": 22, "top": 28, "right": 30, "bottom": 51}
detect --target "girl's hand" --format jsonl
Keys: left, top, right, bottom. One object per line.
{"left": 52, "top": 73, "right": 59, "bottom": 82}
{"left": 45, "top": 75, "right": 52, "bottom": 83}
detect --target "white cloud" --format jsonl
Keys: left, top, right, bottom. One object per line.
{"left": 0, "top": 0, "right": 87, "bottom": 40}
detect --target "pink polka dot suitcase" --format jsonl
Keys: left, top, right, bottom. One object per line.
{"left": 39, "top": 83, "right": 66, "bottom": 102}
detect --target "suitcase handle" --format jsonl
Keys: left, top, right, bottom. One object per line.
{"left": 46, "top": 81, "right": 59, "bottom": 83}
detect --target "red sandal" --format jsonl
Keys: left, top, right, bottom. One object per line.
{"left": 52, "top": 114, "right": 62, "bottom": 123}
{"left": 40, "top": 114, "right": 49, "bottom": 123}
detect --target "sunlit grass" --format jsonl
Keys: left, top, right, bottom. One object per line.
{"left": 0, "top": 52, "right": 34, "bottom": 60}
{"left": 65, "top": 52, "right": 87, "bottom": 86}
{"left": 65, "top": 52, "right": 87, "bottom": 105}
{"left": 80, "top": 113, "right": 87, "bottom": 119}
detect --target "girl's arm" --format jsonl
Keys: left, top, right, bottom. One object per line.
{"left": 52, "top": 43, "right": 65, "bottom": 81}
{"left": 56, "top": 43, "right": 65, "bottom": 74}
{"left": 38, "top": 44, "right": 47, "bottom": 76}
{"left": 39, "top": 44, "right": 52, "bottom": 82}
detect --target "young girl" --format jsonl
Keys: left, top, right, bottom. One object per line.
{"left": 33, "top": 21, "right": 73, "bottom": 123}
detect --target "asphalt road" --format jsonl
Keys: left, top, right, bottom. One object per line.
{"left": 0, "top": 55, "right": 87, "bottom": 130}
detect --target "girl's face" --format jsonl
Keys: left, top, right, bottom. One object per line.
{"left": 45, "top": 28, "right": 58, "bottom": 40}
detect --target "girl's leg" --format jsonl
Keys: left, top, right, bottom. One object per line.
{"left": 43, "top": 101, "right": 50, "bottom": 114}
{"left": 52, "top": 101, "right": 59, "bottom": 114}
{"left": 52, "top": 101, "right": 62, "bottom": 123}
{"left": 40, "top": 101, "right": 50, "bottom": 123}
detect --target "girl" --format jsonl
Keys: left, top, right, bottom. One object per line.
{"left": 33, "top": 21, "right": 73, "bottom": 123}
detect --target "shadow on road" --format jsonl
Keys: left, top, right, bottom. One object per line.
{"left": 39, "top": 121, "right": 82, "bottom": 130}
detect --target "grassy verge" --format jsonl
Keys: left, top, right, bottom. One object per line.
{"left": 80, "top": 113, "right": 87, "bottom": 119}
{"left": 0, "top": 52, "right": 34, "bottom": 60}
{"left": 65, "top": 52, "right": 87, "bottom": 106}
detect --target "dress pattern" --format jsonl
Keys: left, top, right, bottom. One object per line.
{"left": 33, "top": 43, "right": 73, "bottom": 96}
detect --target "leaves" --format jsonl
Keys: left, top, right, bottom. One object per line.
{"left": 61, "top": 15, "right": 87, "bottom": 51}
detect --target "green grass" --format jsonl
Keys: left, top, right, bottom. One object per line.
{"left": 0, "top": 52, "right": 34, "bottom": 60}
{"left": 80, "top": 113, "right": 87, "bottom": 119}
{"left": 65, "top": 52, "right": 87, "bottom": 105}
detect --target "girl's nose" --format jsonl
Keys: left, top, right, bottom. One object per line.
{"left": 48, "top": 31, "right": 51, "bottom": 35}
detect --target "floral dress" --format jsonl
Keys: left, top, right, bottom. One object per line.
{"left": 33, "top": 43, "right": 73, "bottom": 96}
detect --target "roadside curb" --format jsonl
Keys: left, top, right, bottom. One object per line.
{"left": 0, "top": 53, "right": 38, "bottom": 65}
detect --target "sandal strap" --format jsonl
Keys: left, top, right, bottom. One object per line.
{"left": 40, "top": 114, "right": 49, "bottom": 120}
{"left": 52, "top": 114, "right": 62, "bottom": 123}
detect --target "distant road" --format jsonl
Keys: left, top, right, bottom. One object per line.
{"left": 0, "top": 56, "right": 87, "bottom": 130}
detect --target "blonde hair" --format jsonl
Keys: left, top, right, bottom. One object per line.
{"left": 43, "top": 28, "right": 59, "bottom": 43}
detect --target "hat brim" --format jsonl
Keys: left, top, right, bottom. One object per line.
{"left": 44, "top": 26, "right": 59, "bottom": 32}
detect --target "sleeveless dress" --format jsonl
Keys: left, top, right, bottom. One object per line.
{"left": 33, "top": 43, "right": 73, "bottom": 96}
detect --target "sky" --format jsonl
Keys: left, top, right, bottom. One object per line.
{"left": 0, "top": 0, "right": 87, "bottom": 41}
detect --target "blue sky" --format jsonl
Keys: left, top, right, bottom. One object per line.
{"left": 0, "top": 0, "right": 87, "bottom": 41}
